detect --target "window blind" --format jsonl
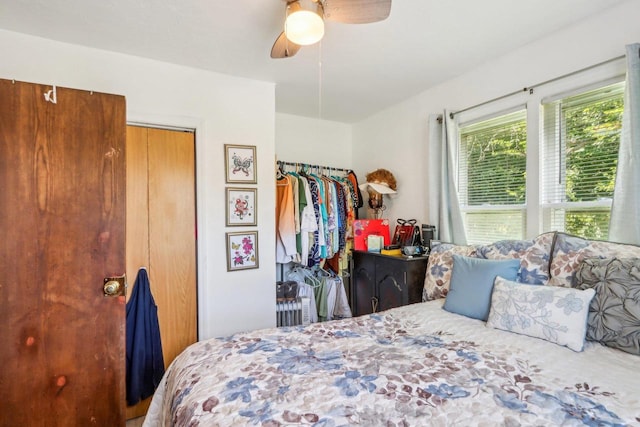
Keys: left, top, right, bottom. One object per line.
{"left": 541, "top": 81, "right": 624, "bottom": 239}
{"left": 458, "top": 109, "right": 527, "bottom": 244}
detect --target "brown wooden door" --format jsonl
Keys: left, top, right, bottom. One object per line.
{"left": 0, "top": 79, "right": 126, "bottom": 426}
{"left": 125, "top": 126, "right": 197, "bottom": 419}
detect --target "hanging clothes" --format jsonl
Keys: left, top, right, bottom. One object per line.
{"left": 287, "top": 264, "right": 352, "bottom": 323}
{"left": 306, "top": 176, "right": 324, "bottom": 267}
{"left": 311, "top": 274, "right": 352, "bottom": 321}
{"left": 276, "top": 174, "right": 298, "bottom": 263}
{"left": 126, "top": 268, "right": 165, "bottom": 406}
{"left": 296, "top": 282, "right": 319, "bottom": 323}
{"left": 333, "top": 278, "right": 352, "bottom": 319}
{"left": 346, "top": 170, "right": 364, "bottom": 215}
{"left": 275, "top": 162, "right": 361, "bottom": 270}
{"left": 298, "top": 176, "right": 317, "bottom": 266}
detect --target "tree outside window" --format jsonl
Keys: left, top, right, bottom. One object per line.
{"left": 542, "top": 81, "right": 624, "bottom": 240}
{"left": 455, "top": 80, "right": 624, "bottom": 244}
{"left": 458, "top": 110, "right": 527, "bottom": 244}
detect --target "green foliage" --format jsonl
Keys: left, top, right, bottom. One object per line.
{"left": 462, "top": 119, "right": 527, "bottom": 205}
{"left": 564, "top": 209, "right": 611, "bottom": 240}
{"left": 460, "top": 83, "right": 623, "bottom": 242}
{"left": 563, "top": 96, "right": 623, "bottom": 238}
{"left": 564, "top": 98, "right": 623, "bottom": 202}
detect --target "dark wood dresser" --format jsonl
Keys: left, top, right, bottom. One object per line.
{"left": 351, "top": 251, "right": 429, "bottom": 316}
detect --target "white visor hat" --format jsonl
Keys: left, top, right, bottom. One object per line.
{"left": 359, "top": 182, "right": 397, "bottom": 194}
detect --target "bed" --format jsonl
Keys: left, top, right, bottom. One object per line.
{"left": 143, "top": 300, "right": 640, "bottom": 426}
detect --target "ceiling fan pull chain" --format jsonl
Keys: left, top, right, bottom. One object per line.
{"left": 318, "top": 41, "right": 323, "bottom": 119}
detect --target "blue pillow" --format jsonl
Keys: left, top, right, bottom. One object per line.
{"left": 443, "top": 255, "right": 520, "bottom": 320}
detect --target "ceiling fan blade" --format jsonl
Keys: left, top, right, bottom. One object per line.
{"left": 270, "top": 32, "right": 302, "bottom": 59}
{"left": 323, "top": 0, "right": 391, "bottom": 24}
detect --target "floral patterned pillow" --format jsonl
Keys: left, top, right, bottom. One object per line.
{"left": 549, "top": 233, "right": 640, "bottom": 287}
{"left": 487, "top": 276, "right": 596, "bottom": 352}
{"left": 476, "top": 232, "right": 555, "bottom": 285}
{"left": 422, "top": 243, "right": 478, "bottom": 301}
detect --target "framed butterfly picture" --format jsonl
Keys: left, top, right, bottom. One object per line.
{"left": 225, "top": 144, "right": 257, "bottom": 184}
{"left": 226, "top": 231, "right": 259, "bottom": 271}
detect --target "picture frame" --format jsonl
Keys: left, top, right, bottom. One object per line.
{"left": 224, "top": 144, "right": 257, "bottom": 184}
{"left": 226, "top": 231, "right": 259, "bottom": 271}
{"left": 226, "top": 187, "right": 257, "bottom": 226}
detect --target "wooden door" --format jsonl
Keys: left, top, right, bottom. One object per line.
{"left": 0, "top": 80, "right": 126, "bottom": 426}
{"left": 125, "top": 126, "right": 197, "bottom": 419}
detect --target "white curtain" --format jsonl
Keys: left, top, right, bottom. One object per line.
{"left": 610, "top": 43, "right": 640, "bottom": 245}
{"left": 427, "top": 112, "right": 467, "bottom": 245}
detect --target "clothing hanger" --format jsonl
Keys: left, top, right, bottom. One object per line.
{"left": 287, "top": 264, "right": 321, "bottom": 287}
{"left": 313, "top": 264, "right": 334, "bottom": 278}
{"left": 276, "top": 161, "right": 285, "bottom": 179}
{"left": 287, "top": 162, "right": 299, "bottom": 177}
{"left": 276, "top": 164, "right": 289, "bottom": 186}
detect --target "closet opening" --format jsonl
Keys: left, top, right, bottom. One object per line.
{"left": 124, "top": 124, "right": 198, "bottom": 420}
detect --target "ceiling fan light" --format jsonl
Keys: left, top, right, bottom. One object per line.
{"left": 285, "top": 10, "right": 325, "bottom": 46}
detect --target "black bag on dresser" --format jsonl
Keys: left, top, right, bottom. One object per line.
{"left": 392, "top": 219, "right": 422, "bottom": 247}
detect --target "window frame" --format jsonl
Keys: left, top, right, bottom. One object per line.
{"left": 540, "top": 78, "right": 625, "bottom": 237}
{"left": 451, "top": 60, "right": 626, "bottom": 243}
{"left": 456, "top": 107, "right": 529, "bottom": 244}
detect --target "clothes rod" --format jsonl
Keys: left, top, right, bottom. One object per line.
{"left": 277, "top": 160, "right": 352, "bottom": 173}
{"left": 449, "top": 54, "right": 626, "bottom": 118}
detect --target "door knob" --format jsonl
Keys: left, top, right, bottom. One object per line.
{"left": 103, "top": 275, "right": 126, "bottom": 297}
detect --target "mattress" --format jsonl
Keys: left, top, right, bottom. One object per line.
{"left": 143, "top": 300, "right": 640, "bottom": 426}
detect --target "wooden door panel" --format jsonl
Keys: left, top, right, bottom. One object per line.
{"left": 352, "top": 252, "right": 376, "bottom": 315}
{"left": 377, "top": 257, "right": 407, "bottom": 312}
{"left": 377, "top": 273, "right": 405, "bottom": 311}
{"left": 124, "top": 126, "right": 154, "bottom": 418}
{"left": 125, "top": 126, "right": 197, "bottom": 419}
{"left": 406, "top": 260, "right": 428, "bottom": 305}
{"left": 147, "top": 128, "right": 197, "bottom": 365}
{"left": 125, "top": 126, "right": 151, "bottom": 297}
{"left": 0, "top": 79, "right": 126, "bottom": 426}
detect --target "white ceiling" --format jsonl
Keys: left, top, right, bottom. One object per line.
{"left": 0, "top": 0, "right": 628, "bottom": 123}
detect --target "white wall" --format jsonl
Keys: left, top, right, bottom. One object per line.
{"left": 0, "top": 29, "right": 276, "bottom": 340}
{"left": 274, "top": 113, "right": 352, "bottom": 280}
{"left": 352, "top": 0, "right": 640, "bottom": 234}
{"left": 276, "top": 113, "right": 352, "bottom": 168}
{"left": 5, "top": 0, "right": 637, "bottom": 339}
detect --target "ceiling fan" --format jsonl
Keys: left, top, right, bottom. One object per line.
{"left": 271, "top": 0, "right": 392, "bottom": 59}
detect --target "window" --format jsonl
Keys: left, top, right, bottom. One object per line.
{"left": 541, "top": 82, "right": 624, "bottom": 240}
{"left": 458, "top": 110, "right": 527, "bottom": 244}
{"left": 452, "top": 69, "right": 626, "bottom": 245}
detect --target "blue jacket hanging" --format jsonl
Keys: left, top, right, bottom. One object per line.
{"left": 126, "top": 268, "right": 165, "bottom": 406}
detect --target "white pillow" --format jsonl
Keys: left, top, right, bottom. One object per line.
{"left": 487, "top": 276, "right": 595, "bottom": 352}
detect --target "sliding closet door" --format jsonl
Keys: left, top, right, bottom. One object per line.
{"left": 125, "top": 126, "right": 197, "bottom": 419}
{"left": 147, "top": 127, "right": 198, "bottom": 361}
{"left": 0, "top": 79, "right": 126, "bottom": 426}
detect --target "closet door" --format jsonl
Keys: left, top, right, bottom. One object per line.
{"left": 0, "top": 79, "right": 126, "bottom": 426}
{"left": 125, "top": 126, "right": 197, "bottom": 418}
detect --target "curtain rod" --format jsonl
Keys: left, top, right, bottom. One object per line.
{"left": 450, "top": 54, "right": 625, "bottom": 118}
{"left": 277, "top": 160, "right": 352, "bottom": 173}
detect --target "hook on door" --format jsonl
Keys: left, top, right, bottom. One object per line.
{"left": 44, "top": 86, "right": 57, "bottom": 104}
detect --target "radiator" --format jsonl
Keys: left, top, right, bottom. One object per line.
{"left": 276, "top": 297, "right": 311, "bottom": 327}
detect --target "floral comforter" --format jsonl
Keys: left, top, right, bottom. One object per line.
{"left": 144, "top": 301, "right": 640, "bottom": 426}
